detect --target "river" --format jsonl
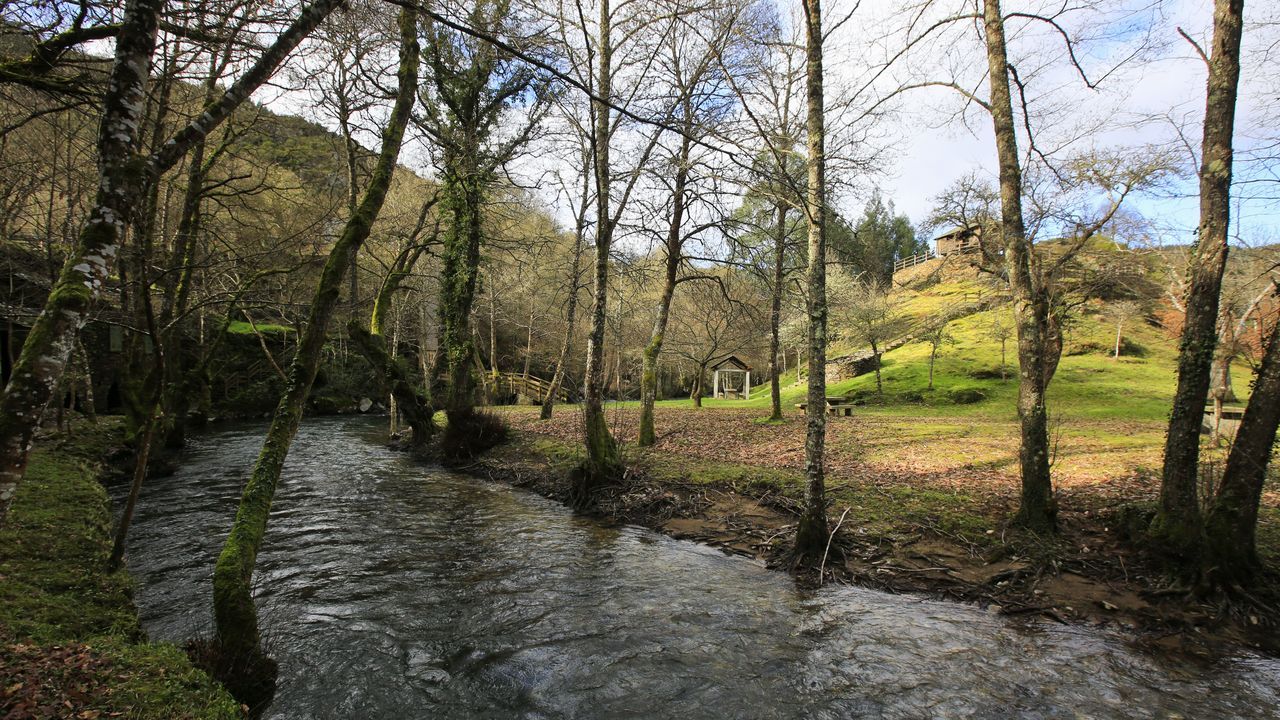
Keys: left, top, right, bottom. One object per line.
{"left": 119, "top": 417, "right": 1280, "bottom": 719}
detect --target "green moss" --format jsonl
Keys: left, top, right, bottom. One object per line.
{"left": 0, "top": 421, "right": 240, "bottom": 719}
{"left": 223, "top": 320, "right": 294, "bottom": 335}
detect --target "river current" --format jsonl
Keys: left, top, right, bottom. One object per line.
{"left": 119, "top": 417, "right": 1280, "bottom": 719}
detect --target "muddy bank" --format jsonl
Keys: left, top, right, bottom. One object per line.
{"left": 467, "top": 430, "right": 1280, "bottom": 660}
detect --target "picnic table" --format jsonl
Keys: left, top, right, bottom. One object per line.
{"left": 795, "top": 396, "right": 856, "bottom": 417}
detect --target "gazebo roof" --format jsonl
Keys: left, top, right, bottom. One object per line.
{"left": 712, "top": 355, "right": 750, "bottom": 372}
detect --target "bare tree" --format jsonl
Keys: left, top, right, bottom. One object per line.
{"left": 830, "top": 274, "right": 908, "bottom": 396}
{"left": 637, "top": 0, "right": 743, "bottom": 446}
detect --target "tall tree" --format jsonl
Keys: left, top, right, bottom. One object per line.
{"left": 539, "top": 144, "right": 591, "bottom": 420}
{"left": 566, "top": 0, "right": 667, "bottom": 502}
{"left": 211, "top": 6, "right": 418, "bottom": 692}
{"left": 980, "top": 0, "right": 1055, "bottom": 531}
{"left": 1155, "top": 0, "right": 1246, "bottom": 552}
{"left": 579, "top": 0, "right": 622, "bottom": 493}
{"left": 637, "top": 2, "right": 739, "bottom": 446}
{"left": 417, "top": 0, "right": 549, "bottom": 453}
{"left": 793, "top": 0, "right": 828, "bottom": 562}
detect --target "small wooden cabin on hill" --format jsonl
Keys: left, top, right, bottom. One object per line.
{"left": 711, "top": 356, "right": 751, "bottom": 400}
{"left": 935, "top": 225, "right": 983, "bottom": 256}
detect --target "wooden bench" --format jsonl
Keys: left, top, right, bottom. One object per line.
{"left": 795, "top": 397, "right": 855, "bottom": 417}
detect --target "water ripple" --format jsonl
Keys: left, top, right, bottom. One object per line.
{"left": 119, "top": 417, "right": 1280, "bottom": 719}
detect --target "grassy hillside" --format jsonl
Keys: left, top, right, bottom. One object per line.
{"left": 675, "top": 258, "right": 1187, "bottom": 424}
{"left": 623, "top": 257, "right": 1230, "bottom": 487}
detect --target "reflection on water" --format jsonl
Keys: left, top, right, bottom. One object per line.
{"left": 120, "top": 417, "right": 1280, "bottom": 719}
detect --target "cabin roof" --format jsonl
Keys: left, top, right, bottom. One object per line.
{"left": 934, "top": 224, "right": 982, "bottom": 241}
{"left": 712, "top": 355, "right": 750, "bottom": 371}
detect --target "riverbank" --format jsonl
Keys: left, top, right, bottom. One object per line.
{"left": 473, "top": 408, "right": 1280, "bottom": 658}
{"left": 0, "top": 423, "right": 241, "bottom": 719}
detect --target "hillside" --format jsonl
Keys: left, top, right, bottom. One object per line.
{"left": 805, "top": 255, "right": 1183, "bottom": 421}
{"left": 618, "top": 253, "right": 1212, "bottom": 490}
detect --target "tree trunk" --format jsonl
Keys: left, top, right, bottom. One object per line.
{"left": 433, "top": 176, "right": 486, "bottom": 420}
{"left": 983, "top": 0, "right": 1055, "bottom": 533}
{"left": 1202, "top": 288, "right": 1280, "bottom": 585}
{"left": 489, "top": 280, "right": 499, "bottom": 380}
{"left": 578, "top": 0, "right": 621, "bottom": 500}
{"left": 639, "top": 131, "right": 691, "bottom": 446}
{"left": 522, "top": 303, "right": 534, "bottom": 381}
{"left": 769, "top": 201, "right": 787, "bottom": 421}
{"left": 928, "top": 347, "right": 937, "bottom": 390}
{"left": 872, "top": 340, "right": 882, "bottom": 395}
{"left": 108, "top": 404, "right": 160, "bottom": 571}
{"left": 794, "top": 0, "right": 829, "bottom": 563}
{"left": 341, "top": 101, "right": 360, "bottom": 325}
{"left": 1156, "top": 0, "right": 1244, "bottom": 552}
{"left": 1213, "top": 312, "right": 1233, "bottom": 404}
{"left": 692, "top": 366, "right": 704, "bottom": 408}
{"left": 211, "top": 10, "right": 417, "bottom": 679}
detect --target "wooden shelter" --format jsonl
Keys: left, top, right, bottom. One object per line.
{"left": 934, "top": 225, "right": 983, "bottom": 256}
{"left": 711, "top": 356, "right": 751, "bottom": 400}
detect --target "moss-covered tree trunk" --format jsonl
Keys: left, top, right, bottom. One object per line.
{"left": 768, "top": 202, "right": 788, "bottom": 421}
{"left": 0, "top": 0, "right": 342, "bottom": 527}
{"left": 577, "top": 0, "right": 621, "bottom": 499}
{"left": 638, "top": 133, "right": 691, "bottom": 447}
{"left": 1156, "top": 0, "right": 1244, "bottom": 553}
{"left": 1202, "top": 284, "right": 1280, "bottom": 585}
{"left": 982, "top": 0, "right": 1055, "bottom": 533}
{"left": 433, "top": 175, "right": 485, "bottom": 423}
{"left": 0, "top": 0, "right": 162, "bottom": 524}
{"left": 349, "top": 238, "right": 437, "bottom": 450}
{"left": 157, "top": 131, "right": 210, "bottom": 451}
{"left": 211, "top": 9, "right": 418, "bottom": 673}
{"left": 794, "top": 0, "right": 829, "bottom": 563}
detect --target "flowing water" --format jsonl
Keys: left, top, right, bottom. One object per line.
{"left": 120, "top": 417, "right": 1280, "bottom": 719}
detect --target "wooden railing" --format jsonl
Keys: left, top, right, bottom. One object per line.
{"left": 487, "top": 372, "right": 573, "bottom": 403}
{"left": 893, "top": 250, "right": 937, "bottom": 273}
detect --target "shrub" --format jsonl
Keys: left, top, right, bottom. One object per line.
{"left": 967, "top": 367, "right": 1006, "bottom": 380}
{"left": 440, "top": 409, "right": 509, "bottom": 461}
{"left": 949, "top": 388, "right": 986, "bottom": 405}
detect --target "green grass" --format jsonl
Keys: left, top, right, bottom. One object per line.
{"left": 0, "top": 422, "right": 240, "bottom": 719}
{"left": 646, "top": 303, "right": 1188, "bottom": 428}
{"left": 517, "top": 433, "right": 995, "bottom": 546}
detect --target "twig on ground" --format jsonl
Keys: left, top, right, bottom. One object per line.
{"left": 820, "top": 506, "right": 853, "bottom": 586}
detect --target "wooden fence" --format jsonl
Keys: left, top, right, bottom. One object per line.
{"left": 892, "top": 250, "right": 937, "bottom": 273}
